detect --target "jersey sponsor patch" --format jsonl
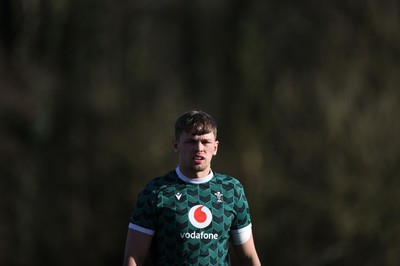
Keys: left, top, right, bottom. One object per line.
{"left": 188, "top": 205, "right": 212, "bottom": 229}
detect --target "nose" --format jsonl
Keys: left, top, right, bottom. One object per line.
{"left": 194, "top": 141, "right": 204, "bottom": 151}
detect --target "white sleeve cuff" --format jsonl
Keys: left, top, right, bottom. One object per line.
{"left": 128, "top": 223, "right": 155, "bottom": 236}
{"left": 230, "top": 223, "right": 252, "bottom": 245}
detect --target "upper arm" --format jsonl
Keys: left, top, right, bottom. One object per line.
{"left": 233, "top": 233, "right": 261, "bottom": 266}
{"left": 123, "top": 228, "right": 153, "bottom": 266}
{"left": 231, "top": 182, "right": 260, "bottom": 265}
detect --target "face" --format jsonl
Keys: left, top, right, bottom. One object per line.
{"left": 173, "top": 131, "right": 219, "bottom": 179}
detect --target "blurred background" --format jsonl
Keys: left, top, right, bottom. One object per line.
{"left": 1, "top": 0, "right": 399, "bottom": 265}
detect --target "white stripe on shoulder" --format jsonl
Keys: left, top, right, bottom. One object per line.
{"left": 128, "top": 223, "right": 155, "bottom": 236}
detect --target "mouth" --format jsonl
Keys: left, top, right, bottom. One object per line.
{"left": 193, "top": 155, "right": 205, "bottom": 164}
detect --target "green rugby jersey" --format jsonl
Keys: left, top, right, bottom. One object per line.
{"left": 129, "top": 169, "right": 252, "bottom": 266}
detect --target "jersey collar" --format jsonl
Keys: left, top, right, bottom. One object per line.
{"left": 175, "top": 166, "right": 214, "bottom": 184}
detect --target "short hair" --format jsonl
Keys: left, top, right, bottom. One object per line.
{"left": 174, "top": 110, "right": 218, "bottom": 140}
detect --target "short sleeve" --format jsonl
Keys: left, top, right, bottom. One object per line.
{"left": 231, "top": 183, "right": 252, "bottom": 230}
{"left": 128, "top": 184, "right": 157, "bottom": 235}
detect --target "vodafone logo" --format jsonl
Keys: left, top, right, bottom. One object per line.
{"left": 188, "top": 205, "right": 212, "bottom": 229}
{"left": 181, "top": 205, "right": 218, "bottom": 240}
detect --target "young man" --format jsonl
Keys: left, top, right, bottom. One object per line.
{"left": 123, "top": 111, "right": 261, "bottom": 266}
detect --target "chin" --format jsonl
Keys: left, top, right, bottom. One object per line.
{"left": 192, "top": 166, "right": 209, "bottom": 173}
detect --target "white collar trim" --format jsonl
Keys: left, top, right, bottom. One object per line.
{"left": 175, "top": 166, "right": 213, "bottom": 184}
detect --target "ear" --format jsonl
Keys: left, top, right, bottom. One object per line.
{"left": 172, "top": 139, "right": 179, "bottom": 153}
{"left": 213, "top": 140, "right": 219, "bottom": 156}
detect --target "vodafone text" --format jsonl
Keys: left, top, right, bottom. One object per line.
{"left": 180, "top": 231, "right": 219, "bottom": 240}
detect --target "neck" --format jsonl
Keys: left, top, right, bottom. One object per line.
{"left": 182, "top": 168, "right": 210, "bottom": 179}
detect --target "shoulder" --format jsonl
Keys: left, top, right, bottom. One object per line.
{"left": 213, "top": 172, "right": 244, "bottom": 190}
{"left": 135, "top": 171, "right": 179, "bottom": 205}
{"left": 140, "top": 171, "right": 179, "bottom": 194}
{"left": 213, "top": 172, "right": 241, "bottom": 183}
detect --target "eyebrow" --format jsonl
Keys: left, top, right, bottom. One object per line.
{"left": 184, "top": 136, "right": 214, "bottom": 142}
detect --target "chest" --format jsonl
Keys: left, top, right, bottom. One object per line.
{"left": 155, "top": 184, "right": 236, "bottom": 231}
